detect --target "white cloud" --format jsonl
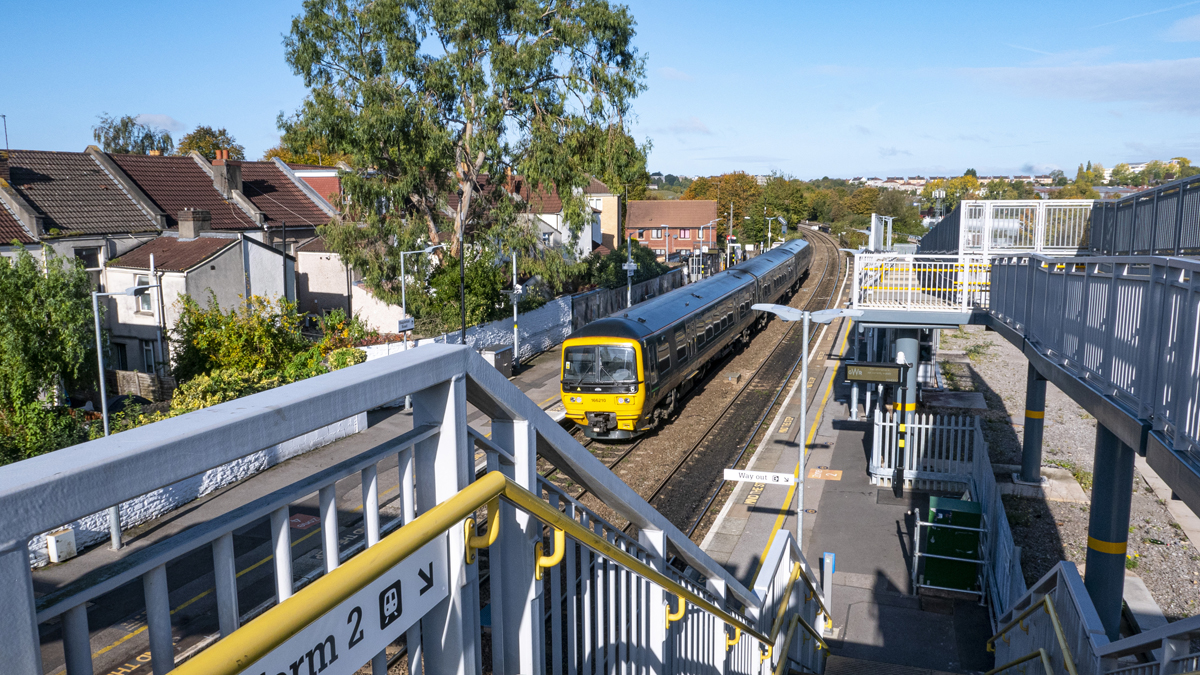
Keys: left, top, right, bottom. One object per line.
{"left": 879, "top": 147, "right": 911, "bottom": 157}
{"left": 963, "top": 57, "right": 1200, "bottom": 115}
{"left": 669, "top": 117, "right": 712, "bottom": 135}
{"left": 1165, "top": 13, "right": 1200, "bottom": 41}
{"left": 135, "top": 114, "right": 186, "bottom": 132}
{"left": 852, "top": 125, "right": 871, "bottom": 136}
{"left": 658, "top": 67, "right": 693, "bottom": 82}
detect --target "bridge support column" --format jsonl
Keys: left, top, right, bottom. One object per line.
{"left": 1084, "top": 423, "right": 1135, "bottom": 641}
{"left": 639, "top": 529, "right": 668, "bottom": 675}
{"left": 490, "top": 419, "right": 542, "bottom": 675}
{"left": 1020, "top": 364, "right": 1048, "bottom": 483}
{"left": 896, "top": 329, "right": 920, "bottom": 415}
{"left": 413, "top": 376, "right": 478, "bottom": 675}
{"left": 0, "top": 548, "right": 41, "bottom": 675}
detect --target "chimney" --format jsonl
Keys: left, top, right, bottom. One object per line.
{"left": 148, "top": 150, "right": 162, "bottom": 157}
{"left": 212, "top": 149, "right": 242, "bottom": 198}
{"left": 178, "top": 209, "right": 211, "bottom": 239}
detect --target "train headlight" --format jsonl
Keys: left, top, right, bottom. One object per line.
{"left": 618, "top": 397, "right": 630, "bottom": 404}
{"left": 569, "top": 396, "right": 582, "bottom": 403}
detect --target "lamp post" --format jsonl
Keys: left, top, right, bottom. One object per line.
{"left": 623, "top": 232, "right": 638, "bottom": 307}
{"left": 750, "top": 304, "right": 863, "bottom": 548}
{"left": 497, "top": 245, "right": 524, "bottom": 369}
{"left": 698, "top": 218, "right": 720, "bottom": 278}
{"left": 93, "top": 282, "right": 160, "bottom": 550}
{"left": 399, "top": 244, "right": 444, "bottom": 351}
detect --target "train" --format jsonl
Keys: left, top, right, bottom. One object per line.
{"left": 560, "top": 238, "right": 815, "bottom": 439}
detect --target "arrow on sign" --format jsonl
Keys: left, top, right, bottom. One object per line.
{"left": 418, "top": 563, "right": 434, "bottom": 595}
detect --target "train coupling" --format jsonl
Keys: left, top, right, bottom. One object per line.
{"left": 583, "top": 412, "right": 635, "bottom": 440}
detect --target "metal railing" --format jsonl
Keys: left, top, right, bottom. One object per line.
{"left": 990, "top": 254, "right": 1200, "bottom": 474}
{"left": 919, "top": 201, "right": 1094, "bottom": 256}
{"left": 852, "top": 253, "right": 990, "bottom": 311}
{"left": 991, "top": 563, "right": 1106, "bottom": 675}
{"left": 1089, "top": 175, "right": 1200, "bottom": 256}
{"left": 870, "top": 411, "right": 1025, "bottom": 623}
{"left": 0, "top": 344, "right": 830, "bottom": 675}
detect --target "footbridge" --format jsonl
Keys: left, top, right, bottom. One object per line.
{"left": 847, "top": 174, "right": 1200, "bottom": 673}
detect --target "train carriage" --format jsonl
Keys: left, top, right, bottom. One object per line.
{"left": 562, "top": 238, "right": 814, "bottom": 439}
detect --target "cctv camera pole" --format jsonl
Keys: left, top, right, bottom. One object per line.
{"left": 798, "top": 311, "right": 810, "bottom": 548}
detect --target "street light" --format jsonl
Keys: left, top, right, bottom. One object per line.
{"left": 93, "top": 282, "right": 160, "bottom": 550}
{"left": 399, "top": 244, "right": 444, "bottom": 350}
{"left": 751, "top": 304, "right": 863, "bottom": 548}
{"left": 497, "top": 245, "right": 524, "bottom": 369}
{"left": 623, "top": 231, "right": 639, "bottom": 307}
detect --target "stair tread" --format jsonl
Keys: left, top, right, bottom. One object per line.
{"left": 824, "top": 655, "right": 966, "bottom": 675}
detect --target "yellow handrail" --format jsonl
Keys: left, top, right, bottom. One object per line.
{"left": 535, "top": 527, "right": 565, "bottom": 580}
{"left": 726, "top": 626, "right": 741, "bottom": 651}
{"left": 666, "top": 594, "right": 686, "bottom": 629}
{"left": 987, "top": 597, "right": 1078, "bottom": 675}
{"left": 985, "top": 648, "right": 1053, "bottom": 675}
{"left": 464, "top": 497, "right": 501, "bottom": 564}
{"left": 174, "top": 471, "right": 776, "bottom": 675}
{"left": 768, "top": 562, "right": 802, "bottom": 641}
{"left": 770, "top": 614, "right": 830, "bottom": 675}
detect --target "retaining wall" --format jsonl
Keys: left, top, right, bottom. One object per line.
{"left": 27, "top": 412, "right": 366, "bottom": 567}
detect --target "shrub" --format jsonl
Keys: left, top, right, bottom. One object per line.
{"left": 329, "top": 347, "right": 367, "bottom": 370}
{"left": 0, "top": 403, "right": 89, "bottom": 464}
{"left": 169, "top": 369, "right": 287, "bottom": 415}
{"left": 317, "top": 309, "right": 376, "bottom": 354}
{"left": 171, "top": 294, "right": 309, "bottom": 381}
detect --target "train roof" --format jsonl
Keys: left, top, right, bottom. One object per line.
{"left": 566, "top": 238, "right": 810, "bottom": 342}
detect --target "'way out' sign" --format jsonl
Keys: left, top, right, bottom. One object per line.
{"left": 242, "top": 532, "right": 449, "bottom": 675}
{"left": 723, "top": 469, "right": 795, "bottom": 485}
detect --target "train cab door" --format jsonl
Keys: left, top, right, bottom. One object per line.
{"left": 644, "top": 339, "right": 658, "bottom": 390}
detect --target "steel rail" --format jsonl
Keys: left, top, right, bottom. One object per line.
{"left": 987, "top": 596, "right": 1080, "bottom": 675}
{"left": 985, "top": 648, "right": 1054, "bottom": 675}
{"left": 173, "top": 471, "right": 774, "bottom": 675}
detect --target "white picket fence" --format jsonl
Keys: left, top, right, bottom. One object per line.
{"left": 870, "top": 410, "right": 1026, "bottom": 626}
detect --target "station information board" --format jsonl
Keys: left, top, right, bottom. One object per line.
{"left": 845, "top": 362, "right": 904, "bottom": 384}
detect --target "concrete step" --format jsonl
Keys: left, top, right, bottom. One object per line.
{"left": 824, "top": 655, "right": 964, "bottom": 675}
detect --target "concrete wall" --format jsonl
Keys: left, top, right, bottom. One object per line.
{"left": 26, "top": 411, "right": 367, "bottom": 567}
{"left": 184, "top": 243, "right": 247, "bottom": 315}
{"left": 571, "top": 268, "right": 685, "bottom": 330}
{"left": 596, "top": 194, "right": 620, "bottom": 249}
{"left": 352, "top": 283, "right": 408, "bottom": 334}
{"left": 245, "top": 239, "right": 288, "bottom": 300}
{"left": 296, "top": 251, "right": 353, "bottom": 317}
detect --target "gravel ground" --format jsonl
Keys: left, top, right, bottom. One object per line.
{"left": 935, "top": 325, "right": 1200, "bottom": 621}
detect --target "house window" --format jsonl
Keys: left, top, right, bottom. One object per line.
{"left": 651, "top": 229, "right": 662, "bottom": 239}
{"left": 654, "top": 248, "right": 665, "bottom": 256}
{"left": 74, "top": 247, "right": 102, "bottom": 289}
{"left": 136, "top": 274, "right": 153, "bottom": 312}
{"left": 679, "top": 229, "right": 690, "bottom": 239}
{"left": 111, "top": 342, "right": 128, "bottom": 371}
{"left": 637, "top": 229, "right": 645, "bottom": 238}
{"left": 141, "top": 340, "right": 155, "bottom": 374}
{"left": 541, "top": 232, "right": 551, "bottom": 246}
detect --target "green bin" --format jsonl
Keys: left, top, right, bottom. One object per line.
{"left": 918, "top": 496, "right": 982, "bottom": 593}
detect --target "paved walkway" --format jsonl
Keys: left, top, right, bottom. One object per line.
{"left": 700, "top": 319, "right": 994, "bottom": 674}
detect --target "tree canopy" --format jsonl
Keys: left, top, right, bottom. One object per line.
{"left": 279, "top": 0, "right": 647, "bottom": 294}
{"left": 92, "top": 113, "right": 174, "bottom": 155}
{"left": 175, "top": 126, "right": 246, "bottom": 160}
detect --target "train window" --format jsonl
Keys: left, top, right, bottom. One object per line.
{"left": 657, "top": 339, "right": 671, "bottom": 373}
{"left": 674, "top": 325, "right": 687, "bottom": 361}
{"left": 705, "top": 325, "right": 714, "bottom": 341}
{"left": 696, "top": 332, "right": 706, "bottom": 349}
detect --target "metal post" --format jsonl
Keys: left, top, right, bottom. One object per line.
{"left": 492, "top": 419, "right": 539, "bottom": 675}
{"left": 1019, "top": 363, "right": 1048, "bottom": 483}
{"left": 639, "top": 528, "right": 668, "bottom": 674}
{"left": 893, "top": 366, "right": 908, "bottom": 497}
{"left": 1084, "top": 423, "right": 1135, "bottom": 641}
{"left": 627, "top": 233, "right": 633, "bottom": 308}
{"left": 895, "top": 329, "right": 920, "bottom": 415}
{"left": 512, "top": 250, "right": 520, "bottom": 368}
{"left": 93, "top": 291, "right": 123, "bottom": 550}
{"left": 401, "top": 252, "right": 408, "bottom": 352}
{"left": 821, "top": 552, "right": 835, "bottom": 636}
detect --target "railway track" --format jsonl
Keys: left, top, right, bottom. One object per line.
{"left": 539, "top": 232, "right": 844, "bottom": 522}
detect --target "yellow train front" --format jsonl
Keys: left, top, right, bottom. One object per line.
{"left": 561, "top": 238, "right": 814, "bottom": 440}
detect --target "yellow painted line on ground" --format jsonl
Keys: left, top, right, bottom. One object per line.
{"left": 539, "top": 394, "right": 558, "bottom": 406}
{"left": 753, "top": 319, "right": 851, "bottom": 579}
{"left": 92, "top": 481, "right": 401, "bottom": 658}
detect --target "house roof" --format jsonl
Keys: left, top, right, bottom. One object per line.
{"left": 109, "top": 154, "right": 259, "bottom": 230}
{"left": 297, "top": 236, "right": 333, "bottom": 253}
{"left": 508, "top": 178, "right": 562, "bottom": 214}
{"left": 583, "top": 176, "right": 611, "bottom": 194}
{"left": 239, "top": 161, "right": 332, "bottom": 228}
{"left": 107, "top": 235, "right": 237, "bottom": 272}
{"left": 0, "top": 199, "right": 34, "bottom": 245}
{"left": 7, "top": 150, "right": 158, "bottom": 237}
{"left": 626, "top": 200, "right": 719, "bottom": 229}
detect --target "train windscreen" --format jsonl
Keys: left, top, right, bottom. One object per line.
{"left": 563, "top": 345, "right": 637, "bottom": 384}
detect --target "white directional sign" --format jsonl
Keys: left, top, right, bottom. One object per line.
{"left": 397, "top": 317, "right": 416, "bottom": 332}
{"left": 242, "top": 532, "right": 449, "bottom": 675}
{"left": 723, "top": 469, "right": 795, "bottom": 485}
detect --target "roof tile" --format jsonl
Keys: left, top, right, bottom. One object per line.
{"left": 107, "top": 235, "right": 237, "bottom": 272}
{"left": 109, "top": 154, "right": 259, "bottom": 231}
{"left": 625, "top": 200, "right": 720, "bottom": 229}
{"left": 0, "top": 198, "right": 34, "bottom": 244}
{"left": 240, "top": 161, "right": 332, "bottom": 228}
{"left": 8, "top": 150, "right": 158, "bottom": 237}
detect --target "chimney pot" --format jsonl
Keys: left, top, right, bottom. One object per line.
{"left": 148, "top": 150, "right": 162, "bottom": 157}
{"left": 178, "top": 208, "right": 212, "bottom": 239}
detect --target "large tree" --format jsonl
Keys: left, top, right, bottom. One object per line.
{"left": 683, "top": 172, "right": 761, "bottom": 241}
{"left": 92, "top": 114, "right": 174, "bottom": 155}
{"left": 175, "top": 126, "right": 246, "bottom": 160}
{"left": 279, "top": 0, "right": 646, "bottom": 307}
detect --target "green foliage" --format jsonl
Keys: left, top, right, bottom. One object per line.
{"left": 920, "top": 176, "right": 980, "bottom": 211}
{"left": 283, "top": 346, "right": 330, "bottom": 381}
{"left": 982, "top": 179, "right": 1039, "bottom": 200}
{"left": 329, "top": 347, "right": 367, "bottom": 370}
{"left": 683, "top": 172, "right": 761, "bottom": 241}
{"left": 846, "top": 187, "right": 879, "bottom": 216}
{"left": 588, "top": 240, "right": 668, "bottom": 289}
{"left": 169, "top": 369, "right": 288, "bottom": 415}
{"left": 316, "top": 309, "right": 376, "bottom": 354}
{"left": 175, "top": 126, "right": 245, "bottom": 160}
{"left": 170, "top": 295, "right": 310, "bottom": 382}
{"left": 280, "top": 0, "right": 646, "bottom": 310}
{"left": 876, "top": 190, "right": 923, "bottom": 236}
{"left": 0, "top": 403, "right": 88, "bottom": 465}
{"left": 92, "top": 113, "right": 174, "bottom": 155}
{"left": 0, "top": 247, "right": 98, "bottom": 411}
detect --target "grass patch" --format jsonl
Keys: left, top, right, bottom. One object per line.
{"left": 965, "top": 343, "right": 992, "bottom": 362}
{"left": 1047, "top": 458, "right": 1094, "bottom": 491}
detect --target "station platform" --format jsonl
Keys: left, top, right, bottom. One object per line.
{"left": 700, "top": 319, "right": 994, "bottom": 674}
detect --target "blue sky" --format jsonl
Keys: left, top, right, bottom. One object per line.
{"left": 4, "top": 1, "right": 1199, "bottom": 180}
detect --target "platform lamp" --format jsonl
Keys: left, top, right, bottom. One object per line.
{"left": 751, "top": 304, "right": 863, "bottom": 547}
{"left": 93, "top": 281, "right": 160, "bottom": 550}
{"left": 400, "top": 244, "right": 445, "bottom": 351}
